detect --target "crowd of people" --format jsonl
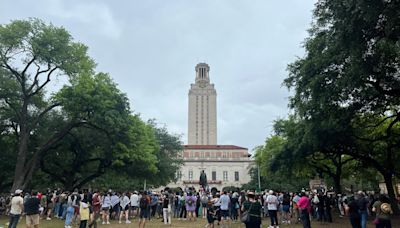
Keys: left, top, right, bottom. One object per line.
{"left": 1, "top": 186, "right": 398, "bottom": 228}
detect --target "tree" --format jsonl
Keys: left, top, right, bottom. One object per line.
{"left": 140, "top": 121, "right": 183, "bottom": 187}
{"left": 0, "top": 19, "right": 96, "bottom": 190}
{"left": 285, "top": 0, "right": 400, "bottom": 212}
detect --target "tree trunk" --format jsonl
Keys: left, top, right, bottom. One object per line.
{"left": 333, "top": 174, "right": 342, "bottom": 194}
{"left": 11, "top": 102, "right": 29, "bottom": 192}
{"left": 383, "top": 173, "right": 399, "bottom": 215}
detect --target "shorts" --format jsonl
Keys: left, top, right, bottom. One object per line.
{"left": 102, "top": 207, "right": 110, "bottom": 212}
{"left": 283, "top": 205, "right": 290, "bottom": 212}
{"left": 131, "top": 206, "right": 138, "bottom": 211}
{"left": 220, "top": 210, "right": 229, "bottom": 218}
{"left": 47, "top": 203, "right": 54, "bottom": 209}
{"left": 140, "top": 208, "right": 149, "bottom": 219}
{"left": 112, "top": 204, "right": 120, "bottom": 213}
{"left": 121, "top": 205, "right": 129, "bottom": 211}
{"left": 207, "top": 215, "right": 215, "bottom": 223}
{"left": 26, "top": 214, "right": 40, "bottom": 226}
{"left": 202, "top": 203, "right": 207, "bottom": 208}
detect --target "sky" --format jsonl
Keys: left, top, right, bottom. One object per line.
{"left": 1, "top": 0, "right": 316, "bottom": 151}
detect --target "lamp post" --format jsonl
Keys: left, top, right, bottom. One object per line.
{"left": 257, "top": 164, "right": 261, "bottom": 192}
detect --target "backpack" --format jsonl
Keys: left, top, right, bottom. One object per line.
{"left": 140, "top": 197, "right": 148, "bottom": 209}
{"left": 187, "top": 197, "right": 194, "bottom": 206}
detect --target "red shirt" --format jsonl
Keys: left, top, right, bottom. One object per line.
{"left": 92, "top": 193, "right": 101, "bottom": 213}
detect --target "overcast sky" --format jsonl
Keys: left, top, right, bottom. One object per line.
{"left": 1, "top": 0, "right": 315, "bottom": 151}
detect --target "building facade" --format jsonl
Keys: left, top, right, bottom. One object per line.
{"left": 168, "top": 63, "right": 253, "bottom": 190}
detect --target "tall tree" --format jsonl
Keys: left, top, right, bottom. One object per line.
{"left": 285, "top": 0, "right": 400, "bottom": 212}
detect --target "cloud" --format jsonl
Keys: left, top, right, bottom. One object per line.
{"left": 0, "top": 0, "right": 315, "bottom": 151}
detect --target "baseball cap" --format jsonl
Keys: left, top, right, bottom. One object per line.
{"left": 15, "top": 189, "right": 23, "bottom": 194}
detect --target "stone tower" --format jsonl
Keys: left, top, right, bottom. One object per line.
{"left": 188, "top": 63, "right": 217, "bottom": 145}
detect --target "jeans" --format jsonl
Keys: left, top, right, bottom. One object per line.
{"left": 359, "top": 210, "right": 368, "bottom": 228}
{"left": 350, "top": 217, "right": 361, "bottom": 228}
{"left": 55, "top": 202, "right": 61, "bottom": 217}
{"left": 62, "top": 203, "right": 68, "bottom": 219}
{"left": 65, "top": 206, "right": 74, "bottom": 226}
{"left": 300, "top": 209, "right": 311, "bottom": 228}
{"left": 268, "top": 210, "right": 278, "bottom": 225}
{"left": 174, "top": 204, "right": 181, "bottom": 218}
{"left": 8, "top": 214, "right": 20, "bottom": 228}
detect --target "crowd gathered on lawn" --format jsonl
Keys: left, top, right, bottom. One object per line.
{"left": 1, "top": 186, "right": 398, "bottom": 228}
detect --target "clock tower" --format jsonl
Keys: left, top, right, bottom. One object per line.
{"left": 188, "top": 63, "right": 217, "bottom": 145}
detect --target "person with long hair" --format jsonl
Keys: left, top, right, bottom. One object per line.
{"left": 241, "top": 191, "right": 262, "bottom": 228}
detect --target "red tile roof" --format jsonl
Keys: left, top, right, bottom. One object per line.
{"left": 184, "top": 145, "right": 248, "bottom": 150}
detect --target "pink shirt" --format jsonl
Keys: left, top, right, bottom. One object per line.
{"left": 297, "top": 196, "right": 311, "bottom": 210}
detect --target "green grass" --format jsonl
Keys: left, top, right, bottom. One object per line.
{"left": 0, "top": 215, "right": 399, "bottom": 228}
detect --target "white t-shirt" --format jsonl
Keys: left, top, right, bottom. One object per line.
{"left": 10, "top": 196, "right": 24, "bottom": 215}
{"left": 120, "top": 196, "right": 130, "bottom": 208}
{"left": 130, "top": 194, "right": 139, "bottom": 207}
{"left": 266, "top": 194, "right": 278, "bottom": 210}
{"left": 219, "top": 194, "right": 230, "bottom": 210}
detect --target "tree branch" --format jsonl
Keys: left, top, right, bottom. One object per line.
{"left": 21, "top": 56, "right": 36, "bottom": 76}
{"left": 28, "top": 66, "right": 58, "bottom": 97}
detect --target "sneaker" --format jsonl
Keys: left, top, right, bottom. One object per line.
{"left": 119, "top": 221, "right": 122, "bottom": 224}
{"left": 106, "top": 221, "right": 110, "bottom": 224}
{"left": 46, "top": 217, "right": 51, "bottom": 220}
{"left": 126, "top": 220, "right": 131, "bottom": 224}
{"left": 102, "top": 221, "right": 106, "bottom": 225}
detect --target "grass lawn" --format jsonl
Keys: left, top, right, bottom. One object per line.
{"left": 0, "top": 215, "right": 399, "bottom": 228}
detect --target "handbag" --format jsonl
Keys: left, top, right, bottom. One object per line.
{"left": 373, "top": 218, "right": 380, "bottom": 225}
{"left": 240, "top": 202, "right": 253, "bottom": 223}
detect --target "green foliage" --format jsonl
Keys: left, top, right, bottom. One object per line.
{"left": 283, "top": 0, "right": 400, "bottom": 212}
{"left": 0, "top": 18, "right": 182, "bottom": 192}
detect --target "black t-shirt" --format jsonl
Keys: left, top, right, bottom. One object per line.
{"left": 348, "top": 200, "right": 360, "bottom": 219}
{"left": 357, "top": 197, "right": 369, "bottom": 211}
{"left": 24, "top": 197, "right": 40, "bottom": 215}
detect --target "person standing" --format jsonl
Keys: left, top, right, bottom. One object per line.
{"left": 89, "top": 190, "right": 101, "bottom": 228}
{"left": 266, "top": 190, "right": 279, "bottom": 228}
{"left": 79, "top": 197, "right": 90, "bottom": 228}
{"left": 348, "top": 197, "right": 361, "bottom": 228}
{"left": 139, "top": 191, "right": 150, "bottom": 228}
{"left": 101, "top": 191, "right": 111, "bottom": 225}
{"left": 8, "top": 189, "right": 24, "bottom": 228}
{"left": 297, "top": 192, "right": 311, "bottom": 228}
{"left": 186, "top": 192, "right": 197, "bottom": 221}
{"left": 372, "top": 195, "right": 393, "bottom": 228}
{"left": 241, "top": 191, "right": 262, "bottom": 228}
{"left": 65, "top": 192, "right": 75, "bottom": 228}
{"left": 162, "top": 193, "right": 172, "bottom": 225}
{"left": 24, "top": 190, "right": 41, "bottom": 228}
{"left": 119, "top": 192, "right": 131, "bottom": 224}
{"left": 219, "top": 191, "right": 231, "bottom": 228}
{"left": 356, "top": 191, "right": 369, "bottom": 228}
{"left": 130, "top": 191, "right": 139, "bottom": 218}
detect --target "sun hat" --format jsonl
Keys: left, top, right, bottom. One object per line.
{"left": 15, "top": 189, "right": 23, "bottom": 194}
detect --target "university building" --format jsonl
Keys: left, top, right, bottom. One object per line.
{"left": 168, "top": 63, "right": 254, "bottom": 190}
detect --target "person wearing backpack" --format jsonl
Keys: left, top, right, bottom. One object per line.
{"left": 201, "top": 192, "right": 209, "bottom": 218}
{"left": 139, "top": 191, "right": 150, "bottom": 228}
{"left": 186, "top": 192, "right": 197, "bottom": 221}
{"left": 241, "top": 191, "right": 262, "bottom": 228}
{"left": 372, "top": 195, "right": 393, "bottom": 228}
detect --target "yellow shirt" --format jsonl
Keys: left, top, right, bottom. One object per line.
{"left": 80, "top": 202, "right": 90, "bottom": 220}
